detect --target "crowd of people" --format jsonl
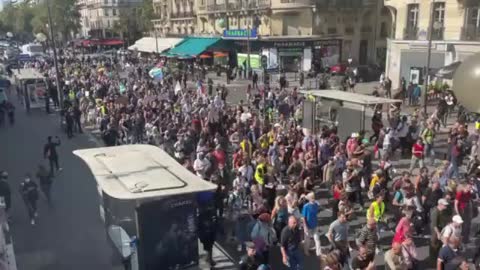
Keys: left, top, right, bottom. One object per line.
{"left": 11, "top": 51, "right": 480, "bottom": 270}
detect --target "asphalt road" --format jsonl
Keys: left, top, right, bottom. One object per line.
{"left": 0, "top": 102, "right": 123, "bottom": 270}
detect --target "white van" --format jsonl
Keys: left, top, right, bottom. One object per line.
{"left": 21, "top": 43, "right": 44, "bottom": 57}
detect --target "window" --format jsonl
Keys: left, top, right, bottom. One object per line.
{"left": 380, "top": 22, "right": 388, "bottom": 38}
{"left": 433, "top": 2, "right": 445, "bottom": 24}
{"left": 407, "top": 4, "right": 419, "bottom": 29}
{"left": 113, "top": 9, "right": 117, "bottom": 16}
{"left": 104, "top": 9, "right": 109, "bottom": 16}
{"left": 467, "top": 7, "right": 480, "bottom": 27}
{"left": 104, "top": 0, "right": 108, "bottom": 4}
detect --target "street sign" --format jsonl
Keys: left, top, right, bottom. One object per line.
{"left": 222, "top": 28, "right": 258, "bottom": 40}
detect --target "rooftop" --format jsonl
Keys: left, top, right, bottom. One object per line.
{"left": 73, "top": 144, "right": 216, "bottom": 200}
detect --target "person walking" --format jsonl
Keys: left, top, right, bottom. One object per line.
{"left": 430, "top": 199, "right": 450, "bottom": 261}
{"left": 239, "top": 242, "right": 262, "bottom": 270}
{"left": 301, "top": 192, "right": 321, "bottom": 256}
{"left": 20, "top": 174, "right": 39, "bottom": 225}
{"left": 357, "top": 218, "right": 379, "bottom": 263}
{"left": 327, "top": 211, "right": 350, "bottom": 266}
{"left": 251, "top": 213, "right": 276, "bottom": 265}
{"left": 280, "top": 216, "right": 303, "bottom": 270}
{"left": 43, "top": 136, "right": 62, "bottom": 177}
{"left": 384, "top": 242, "right": 407, "bottom": 270}
{"left": 409, "top": 139, "right": 424, "bottom": 174}
{"left": 36, "top": 164, "right": 52, "bottom": 203}
{"left": 454, "top": 183, "right": 473, "bottom": 243}
{"left": 5, "top": 101, "right": 14, "bottom": 126}
{"left": 65, "top": 108, "right": 74, "bottom": 138}
{"left": 73, "top": 104, "right": 83, "bottom": 133}
{"left": 421, "top": 121, "right": 436, "bottom": 166}
{"left": 437, "top": 236, "right": 460, "bottom": 270}
{"left": 0, "top": 171, "right": 11, "bottom": 214}
{"left": 198, "top": 202, "right": 218, "bottom": 267}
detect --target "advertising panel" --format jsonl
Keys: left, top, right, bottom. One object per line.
{"left": 137, "top": 195, "right": 198, "bottom": 270}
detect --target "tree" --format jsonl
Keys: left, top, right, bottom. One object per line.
{"left": 0, "top": 0, "right": 80, "bottom": 42}
{"left": 138, "top": 0, "right": 154, "bottom": 33}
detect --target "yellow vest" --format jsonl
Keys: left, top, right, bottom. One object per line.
{"left": 69, "top": 90, "right": 75, "bottom": 101}
{"left": 100, "top": 105, "right": 107, "bottom": 116}
{"left": 240, "top": 140, "right": 252, "bottom": 157}
{"left": 366, "top": 201, "right": 385, "bottom": 222}
{"left": 255, "top": 163, "right": 266, "bottom": 185}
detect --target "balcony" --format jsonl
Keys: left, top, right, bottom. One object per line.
{"left": 271, "top": 0, "right": 313, "bottom": 9}
{"left": 461, "top": 25, "right": 480, "bottom": 41}
{"left": 204, "top": 0, "right": 271, "bottom": 13}
{"left": 170, "top": 11, "right": 195, "bottom": 18}
{"left": 403, "top": 27, "right": 418, "bottom": 40}
{"left": 316, "top": 0, "right": 376, "bottom": 9}
{"left": 431, "top": 26, "right": 444, "bottom": 40}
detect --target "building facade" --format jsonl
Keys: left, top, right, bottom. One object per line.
{"left": 77, "top": 0, "right": 142, "bottom": 38}
{"left": 385, "top": 0, "right": 480, "bottom": 88}
{"left": 150, "top": 0, "right": 392, "bottom": 72}
{"left": 152, "top": 0, "right": 196, "bottom": 37}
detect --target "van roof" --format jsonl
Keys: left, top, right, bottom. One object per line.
{"left": 73, "top": 144, "right": 216, "bottom": 200}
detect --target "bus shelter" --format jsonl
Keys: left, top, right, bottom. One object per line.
{"left": 300, "top": 90, "right": 402, "bottom": 138}
{"left": 73, "top": 145, "right": 218, "bottom": 270}
{"left": 12, "top": 68, "right": 46, "bottom": 111}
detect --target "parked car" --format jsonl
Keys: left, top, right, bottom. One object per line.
{"left": 329, "top": 63, "right": 348, "bottom": 74}
{"left": 352, "top": 64, "right": 383, "bottom": 82}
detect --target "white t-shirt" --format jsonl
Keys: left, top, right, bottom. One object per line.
{"left": 441, "top": 223, "right": 462, "bottom": 240}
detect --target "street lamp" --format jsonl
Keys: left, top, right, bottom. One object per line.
{"left": 423, "top": 0, "right": 435, "bottom": 115}
{"left": 46, "top": 0, "right": 64, "bottom": 121}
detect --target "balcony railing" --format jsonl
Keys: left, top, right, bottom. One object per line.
{"left": 431, "top": 26, "right": 444, "bottom": 40}
{"left": 461, "top": 25, "right": 480, "bottom": 41}
{"left": 170, "top": 11, "right": 195, "bottom": 18}
{"left": 316, "top": 0, "right": 376, "bottom": 9}
{"left": 272, "top": 0, "right": 313, "bottom": 9}
{"left": 205, "top": 0, "right": 271, "bottom": 12}
{"left": 403, "top": 26, "right": 418, "bottom": 40}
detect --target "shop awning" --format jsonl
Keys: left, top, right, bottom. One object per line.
{"left": 128, "top": 37, "right": 183, "bottom": 53}
{"left": 163, "top": 37, "right": 221, "bottom": 57}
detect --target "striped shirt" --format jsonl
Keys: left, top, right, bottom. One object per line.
{"left": 357, "top": 225, "right": 378, "bottom": 255}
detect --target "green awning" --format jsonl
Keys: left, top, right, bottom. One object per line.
{"left": 164, "top": 37, "right": 221, "bottom": 57}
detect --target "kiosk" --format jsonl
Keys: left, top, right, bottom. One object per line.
{"left": 12, "top": 68, "right": 46, "bottom": 111}
{"left": 73, "top": 145, "right": 225, "bottom": 270}
{"left": 301, "top": 90, "right": 402, "bottom": 138}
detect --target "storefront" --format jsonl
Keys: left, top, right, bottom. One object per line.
{"left": 312, "top": 39, "right": 342, "bottom": 72}
{"left": 257, "top": 37, "right": 342, "bottom": 73}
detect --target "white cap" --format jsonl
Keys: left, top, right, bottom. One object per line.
{"left": 452, "top": 215, "right": 464, "bottom": 224}
{"left": 438, "top": 198, "right": 449, "bottom": 206}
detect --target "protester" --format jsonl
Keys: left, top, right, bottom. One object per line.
{"left": 43, "top": 136, "right": 62, "bottom": 177}
{"left": 19, "top": 174, "right": 39, "bottom": 225}
{"left": 280, "top": 216, "right": 303, "bottom": 270}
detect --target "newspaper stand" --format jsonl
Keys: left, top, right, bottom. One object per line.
{"left": 12, "top": 68, "right": 46, "bottom": 112}
{"left": 73, "top": 145, "right": 217, "bottom": 270}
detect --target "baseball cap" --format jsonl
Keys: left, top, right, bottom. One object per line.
{"left": 438, "top": 198, "right": 449, "bottom": 206}
{"left": 452, "top": 215, "right": 464, "bottom": 224}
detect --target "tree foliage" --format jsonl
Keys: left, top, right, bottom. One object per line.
{"left": 0, "top": 0, "right": 80, "bottom": 42}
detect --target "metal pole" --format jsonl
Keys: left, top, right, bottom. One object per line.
{"left": 46, "top": 0, "right": 63, "bottom": 117}
{"left": 372, "top": 0, "right": 380, "bottom": 65}
{"left": 247, "top": 25, "right": 251, "bottom": 79}
{"left": 423, "top": 0, "right": 435, "bottom": 115}
{"left": 154, "top": 29, "right": 159, "bottom": 54}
